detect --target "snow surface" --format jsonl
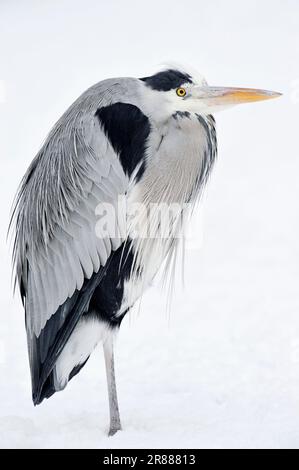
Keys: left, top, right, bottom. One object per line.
{"left": 0, "top": 0, "right": 299, "bottom": 449}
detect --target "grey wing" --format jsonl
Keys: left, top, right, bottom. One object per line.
{"left": 26, "top": 141, "right": 127, "bottom": 338}
{"left": 11, "top": 110, "right": 129, "bottom": 404}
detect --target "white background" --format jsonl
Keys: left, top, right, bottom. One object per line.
{"left": 0, "top": 0, "right": 299, "bottom": 449}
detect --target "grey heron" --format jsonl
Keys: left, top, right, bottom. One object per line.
{"left": 9, "top": 66, "right": 281, "bottom": 436}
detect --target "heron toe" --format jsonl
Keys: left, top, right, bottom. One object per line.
{"left": 108, "top": 424, "right": 122, "bottom": 437}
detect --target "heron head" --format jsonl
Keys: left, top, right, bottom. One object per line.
{"left": 140, "top": 66, "right": 281, "bottom": 122}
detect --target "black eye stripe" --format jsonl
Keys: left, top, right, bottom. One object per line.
{"left": 140, "top": 69, "right": 192, "bottom": 91}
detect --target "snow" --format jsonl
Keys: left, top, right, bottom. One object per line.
{"left": 1, "top": 0, "right": 299, "bottom": 449}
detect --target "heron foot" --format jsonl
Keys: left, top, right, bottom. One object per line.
{"left": 108, "top": 424, "right": 122, "bottom": 437}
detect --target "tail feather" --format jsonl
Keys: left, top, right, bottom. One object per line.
{"left": 28, "top": 261, "right": 112, "bottom": 405}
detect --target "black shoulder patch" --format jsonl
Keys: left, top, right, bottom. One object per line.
{"left": 96, "top": 103, "right": 150, "bottom": 182}
{"left": 140, "top": 69, "right": 192, "bottom": 91}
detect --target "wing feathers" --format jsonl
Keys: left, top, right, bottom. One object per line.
{"left": 24, "top": 131, "right": 129, "bottom": 338}
{"left": 9, "top": 84, "right": 153, "bottom": 404}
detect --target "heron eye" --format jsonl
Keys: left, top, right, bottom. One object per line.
{"left": 176, "top": 87, "right": 186, "bottom": 97}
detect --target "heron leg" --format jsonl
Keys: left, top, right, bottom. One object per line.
{"left": 103, "top": 334, "right": 122, "bottom": 436}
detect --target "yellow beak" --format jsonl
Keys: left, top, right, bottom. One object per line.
{"left": 193, "top": 86, "right": 282, "bottom": 109}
